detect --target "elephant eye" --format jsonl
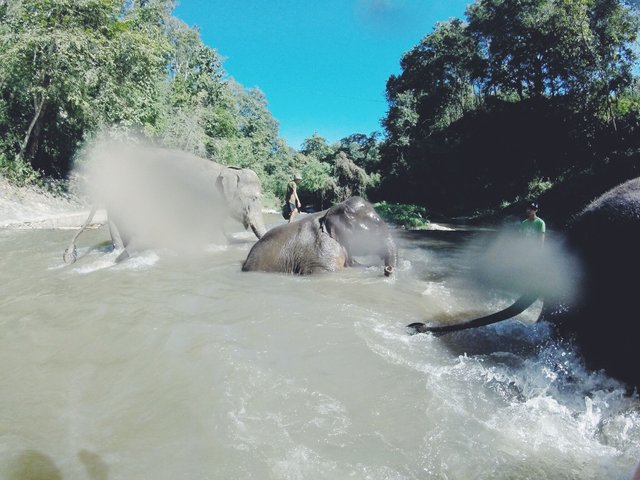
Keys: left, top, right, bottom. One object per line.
{"left": 368, "top": 212, "right": 379, "bottom": 220}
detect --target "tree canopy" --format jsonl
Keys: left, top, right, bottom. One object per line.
{"left": 379, "top": 0, "right": 640, "bottom": 221}
{"left": 1, "top": 0, "right": 638, "bottom": 224}
{"left": 0, "top": 0, "right": 382, "bottom": 211}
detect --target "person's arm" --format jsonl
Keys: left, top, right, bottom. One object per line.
{"left": 293, "top": 184, "right": 301, "bottom": 208}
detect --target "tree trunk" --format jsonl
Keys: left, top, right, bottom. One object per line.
{"left": 607, "top": 95, "right": 617, "bottom": 132}
{"left": 16, "top": 95, "right": 46, "bottom": 163}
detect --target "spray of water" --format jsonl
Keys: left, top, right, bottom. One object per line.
{"left": 72, "top": 137, "right": 231, "bottom": 255}
{"left": 465, "top": 228, "right": 582, "bottom": 306}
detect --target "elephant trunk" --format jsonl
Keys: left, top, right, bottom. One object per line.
{"left": 408, "top": 292, "right": 540, "bottom": 334}
{"left": 247, "top": 212, "right": 267, "bottom": 239}
{"left": 381, "top": 233, "right": 398, "bottom": 276}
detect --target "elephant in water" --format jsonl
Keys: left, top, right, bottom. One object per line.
{"left": 409, "top": 176, "right": 640, "bottom": 390}
{"left": 63, "top": 146, "right": 267, "bottom": 263}
{"left": 242, "top": 196, "right": 397, "bottom": 276}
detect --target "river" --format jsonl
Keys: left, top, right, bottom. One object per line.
{"left": 1, "top": 211, "right": 639, "bottom": 480}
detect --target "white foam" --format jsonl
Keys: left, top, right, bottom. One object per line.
{"left": 71, "top": 249, "right": 159, "bottom": 274}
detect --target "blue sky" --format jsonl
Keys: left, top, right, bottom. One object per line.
{"left": 174, "top": 0, "right": 471, "bottom": 150}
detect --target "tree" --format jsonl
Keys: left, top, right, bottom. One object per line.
{"left": 300, "top": 133, "right": 334, "bottom": 161}
{"left": 385, "top": 19, "right": 481, "bottom": 138}
{"left": 378, "top": 0, "right": 640, "bottom": 214}
{"left": 0, "top": 0, "right": 170, "bottom": 176}
{"left": 0, "top": 0, "right": 305, "bottom": 203}
{"left": 337, "top": 132, "right": 382, "bottom": 172}
{"left": 467, "top": 0, "right": 639, "bottom": 110}
{"left": 331, "top": 151, "right": 377, "bottom": 202}
{"left": 156, "top": 16, "right": 225, "bottom": 155}
{"left": 0, "top": 0, "right": 119, "bottom": 173}
{"left": 380, "top": 19, "right": 481, "bottom": 191}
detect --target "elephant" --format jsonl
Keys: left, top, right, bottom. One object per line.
{"left": 242, "top": 196, "right": 397, "bottom": 276}
{"left": 63, "top": 147, "right": 267, "bottom": 264}
{"left": 408, "top": 176, "right": 640, "bottom": 390}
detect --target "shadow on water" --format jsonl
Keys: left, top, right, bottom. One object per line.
{"left": 78, "top": 450, "right": 109, "bottom": 480}
{"left": 8, "top": 450, "right": 62, "bottom": 480}
{"left": 394, "top": 227, "right": 484, "bottom": 248}
{"left": 7, "top": 449, "right": 109, "bottom": 480}
{"left": 421, "top": 315, "right": 544, "bottom": 355}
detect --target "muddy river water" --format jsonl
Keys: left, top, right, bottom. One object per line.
{"left": 1, "top": 213, "right": 639, "bottom": 479}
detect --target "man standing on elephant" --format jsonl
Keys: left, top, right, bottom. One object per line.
{"left": 286, "top": 173, "right": 303, "bottom": 223}
{"left": 520, "top": 202, "right": 545, "bottom": 243}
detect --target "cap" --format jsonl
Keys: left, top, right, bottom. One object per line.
{"left": 527, "top": 202, "right": 539, "bottom": 210}
{"left": 293, "top": 173, "right": 302, "bottom": 180}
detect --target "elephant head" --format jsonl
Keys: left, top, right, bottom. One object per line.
{"left": 242, "top": 196, "right": 397, "bottom": 276}
{"left": 407, "top": 177, "right": 640, "bottom": 390}
{"left": 215, "top": 166, "right": 267, "bottom": 239}
{"left": 322, "top": 196, "right": 397, "bottom": 276}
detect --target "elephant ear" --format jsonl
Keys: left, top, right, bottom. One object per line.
{"left": 216, "top": 168, "right": 241, "bottom": 203}
{"left": 323, "top": 202, "right": 356, "bottom": 243}
{"left": 217, "top": 167, "right": 258, "bottom": 229}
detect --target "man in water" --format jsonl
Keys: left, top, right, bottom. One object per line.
{"left": 286, "top": 173, "right": 302, "bottom": 223}
{"left": 520, "top": 202, "right": 545, "bottom": 243}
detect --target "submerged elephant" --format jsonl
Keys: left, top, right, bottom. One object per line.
{"left": 242, "top": 196, "right": 397, "bottom": 276}
{"left": 63, "top": 147, "right": 267, "bottom": 263}
{"left": 409, "top": 177, "right": 640, "bottom": 389}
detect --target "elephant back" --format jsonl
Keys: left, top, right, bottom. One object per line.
{"left": 553, "top": 176, "right": 640, "bottom": 389}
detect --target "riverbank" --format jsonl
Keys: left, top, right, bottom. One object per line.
{"left": 0, "top": 177, "right": 106, "bottom": 230}
{"left": 1, "top": 177, "right": 457, "bottom": 232}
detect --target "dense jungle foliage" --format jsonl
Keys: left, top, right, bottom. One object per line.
{"left": 0, "top": 0, "right": 379, "bottom": 209}
{"left": 1, "top": 0, "right": 639, "bottom": 225}
{"left": 378, "top": 0, "right": 640, "bottom": 225}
